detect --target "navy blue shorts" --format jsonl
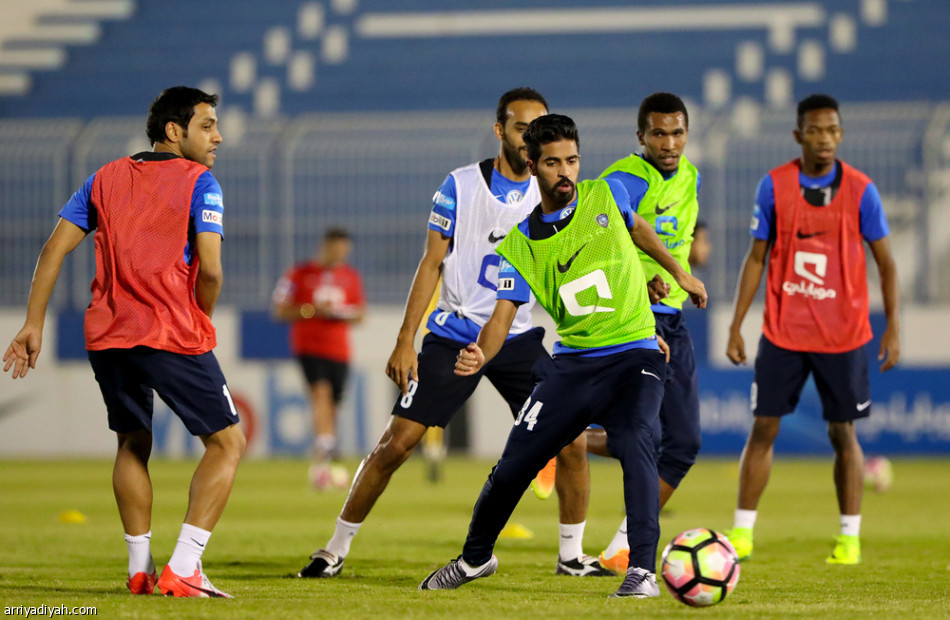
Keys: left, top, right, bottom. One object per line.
{"left": 298, "top": 355, "right": 349, "bottom": 403}
{"left": 88, "top": 347, "right": 240, "bottom": 436}
{"left": 461, "top": 347, "right": 666, "bottom": 570}
{"left": 654, "top": 311, "right": 701, "bottom": 488}
{"left": 753, "top": 336, "right": 871, "bottom": 422}
{"left": 391, "top": 328, "right": 546, "bottom": 428}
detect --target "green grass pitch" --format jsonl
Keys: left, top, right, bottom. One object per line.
{"left": 1, "top": 456, "right": 949, "bottom": 618}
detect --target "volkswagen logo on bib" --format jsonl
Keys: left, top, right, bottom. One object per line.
{"left": 596, "top": 213, "right": 609, "bottom": 228}
{"left": 506, "top": 190, "right": 524, "bottom": 204}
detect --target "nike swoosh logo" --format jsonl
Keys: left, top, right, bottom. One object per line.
{"left": 181, "top": 581, "right": 226, "bottom": 597}
{"left": 190, "top": 538, "right": 206, "bottom": 548}
{"left": 641, "top": 369, "right": 661, "bottom": 381}
{"left": 488, "top": 231, "right": 506, "bottom": 243}
{"left": 856, "top": 400, "right": 871, "bottom": 412}
{"left": 796, "top": 230, "right": 828, "bottom": 239}
{"left": 557, "top": 242, "right": 588, "bottom": 273}
{"left": 655, "top": 201, "right": 677, "bottom": 215}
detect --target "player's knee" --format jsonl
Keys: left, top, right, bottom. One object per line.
{"left": 372, "top": 430, "right": 419, "bottom": 470}
{"left": 556, "top": 435, "right": 587, "bottom": 469}
{"left": 826, "top": 421, "right": 857, "bottom": 452}
{"left": 116, "top": 430, "right": 152, "bottom": 461}
{"left": 204, "top": 424, "right": 247, "bottom": 461}
{"left": 748, "top": 417, "right": 780, "bottom": 446}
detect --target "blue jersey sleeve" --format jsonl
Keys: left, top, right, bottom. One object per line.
{"left": 859, "top": 182, "right": 890, "bottom": 242}
{"left": 191, "top": 171, "right": 224, "bottom": 237}
{"left": 604, "top": 177, "right": 636, "bottom": 229}
{"left": 697, "top": 171, "right": 702, "bottom": 194}
{"left": 58, "top": 173, "right": 96, "bottom": 232}
{"left": 750, "top": 174, "right": 774, "bottom": 241}
{"left": 603, "top": 171, "right": 649, "bottom": 215}
{"left": 496, "top": 256, "right": 532, "bottom": 305}
{"left": 428, "top": 174, "right": 457, "bottom": 237}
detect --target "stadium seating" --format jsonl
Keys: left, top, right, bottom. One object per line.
{"left": 1, "top": 0, "right": 948, "bottom": 117}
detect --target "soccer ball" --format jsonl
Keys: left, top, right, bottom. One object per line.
{"left": 864, "top": 456, "right": 893, "bottom": 492}
{"left": 660, "top": 528, "right": 740, "bottom": 607}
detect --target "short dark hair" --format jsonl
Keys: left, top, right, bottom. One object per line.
{"left": 797, "top": 94, "right": 839, "bottom": 128}
{"left": 523, "top": 114, "right": 579, "bottom": 163}
{"left": 638, "top": 92, "right": 689, "bottom": 133}
{"left": 694, "top": 219, "right": 707, "bottom": 232}
{"left": 323, "top": 227, "right": 350, "bottom": 241}
{"left": 496, "top": 87, "right": 548, "bottom": 126}
{"left": 146, "top": 86, "right": 219, "bottom": 145}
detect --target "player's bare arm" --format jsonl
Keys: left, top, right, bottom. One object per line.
{"left": 726, "top": 238, "right": 768, "bottom": 365}
{"left": 629, "top": 212, "right": 707, "bottom": 308}
{"left": 656, "top": 333, "right": 671, "bottom": 362}
{"left": 329, "top": 302, "right": 366, "bottom": 324}
{"left": 3, "top": 219, "right": 86, "bottom": 379}
{"left": 194, "top": 231, "right": 223, "bottom": 318}
{"left": 387, "top": 228, "right": 450, "bottom": 394}
{"left": 455, "top": 299, "right": 518, "bottom": 376}
{"left": 869, "top": 236, "right": 901, "bottom": 371}
{"left": 272, "top": 301, "right": 310, "bottom": 322}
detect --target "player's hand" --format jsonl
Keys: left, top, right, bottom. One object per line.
{"left": 455, "top": 343, "right": 485, "bottom": 376}
{"left": 657, "top": 334, "right": 670, "bottom": 363}
{"left": 726, "top": 328, "right": 746, "bottom": 365}
{"left": 3, "top": 324, "right": 42, "bottom": 379}
{"left": 386, "top": 338, "right": 418, "bottom": 395}
{"left": 647, "top": 274, "right": 671, "bottom": 305}
{"left": 677, "top": 273, "right": 708, "bottom": 309}
{"left": 878, "top": 326, "right": 900, "bottom": 372}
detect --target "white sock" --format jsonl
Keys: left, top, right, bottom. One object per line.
{"left": 558, "top": 521, "right": 585, "bottom": 561}
{"left": 734, "top": 509, "right": 757, "bottom": 530}
{"left": 603, "top": 518, "right": 628, "bottom": 557}
{"left": 459, "top": 556, "right": 492, "bottom": 575}
{"left": 326, "top": 516, "right": 361, "bottom": 558}
{"left": 840, "top": 514, "right": 861, "bottom": 537}
{"left": 167, "top": 523, "right": 211, "bottom": 576}
{"left": 316, "top": 434, "right": 338, "bottom": 461}
{"left": 124, "top": 531, "right": 155, "bottom": 576}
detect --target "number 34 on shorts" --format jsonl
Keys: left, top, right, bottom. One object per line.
{"left": 515, "top": 398, "right": 543, "bottom": 431}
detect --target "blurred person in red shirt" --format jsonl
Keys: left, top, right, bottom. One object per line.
{"left": 272, "top": 228, "right": 366, "bottom": 489}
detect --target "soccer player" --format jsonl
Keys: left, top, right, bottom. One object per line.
{"left": 725, "top": 94, "right": 901, "bottom": 565}
{"left": 419, "top": 114, "right": 707, "bottom": 598}
{"left": 272, "top": 228, "right": 365, "bottom": 489}
{"left": 298, "top": 88, "right": 609, "bottom": 579}
{"left": 2, "top": 87, "right": 245, "bottom": 597}
{"left": 586, "top": 92, "right": 705, "bottom": 573}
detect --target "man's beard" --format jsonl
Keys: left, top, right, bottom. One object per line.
{"left": 501, "top": 138, "right": 528, "bottom": 176}
{"left": 547, "top": 178, "right": 576, "bottom": 207}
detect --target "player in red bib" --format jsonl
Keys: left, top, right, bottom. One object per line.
{"left": 272, "top": 228, "right": 366, "bottom": 489}
{"left": 3, "top": 87, "right": 245, "bottom": 597}
{"left": 724, "top": 94, "right": 901, "bottom": 565}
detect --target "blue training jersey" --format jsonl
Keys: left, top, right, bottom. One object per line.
{"left": 750, "top": 165, "right": 889, "bottom": 242}
{"left": 425, "top": 164, "right": 533, "bottom": 343}
{"left": 60, "top": 159, "right": 224, "bottom": 265}
{"left": 603, "top": 155, "right": 702, "bottom": 316}
{"left": 498, "top": 177, "right": 660, "bottom": 357}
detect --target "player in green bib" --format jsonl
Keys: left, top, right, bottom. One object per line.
{"left": 419, "top": 114, "right": 707, "bottom": 599}
{"left": 585, "top": 93, "right": 707, "bottom": 573}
